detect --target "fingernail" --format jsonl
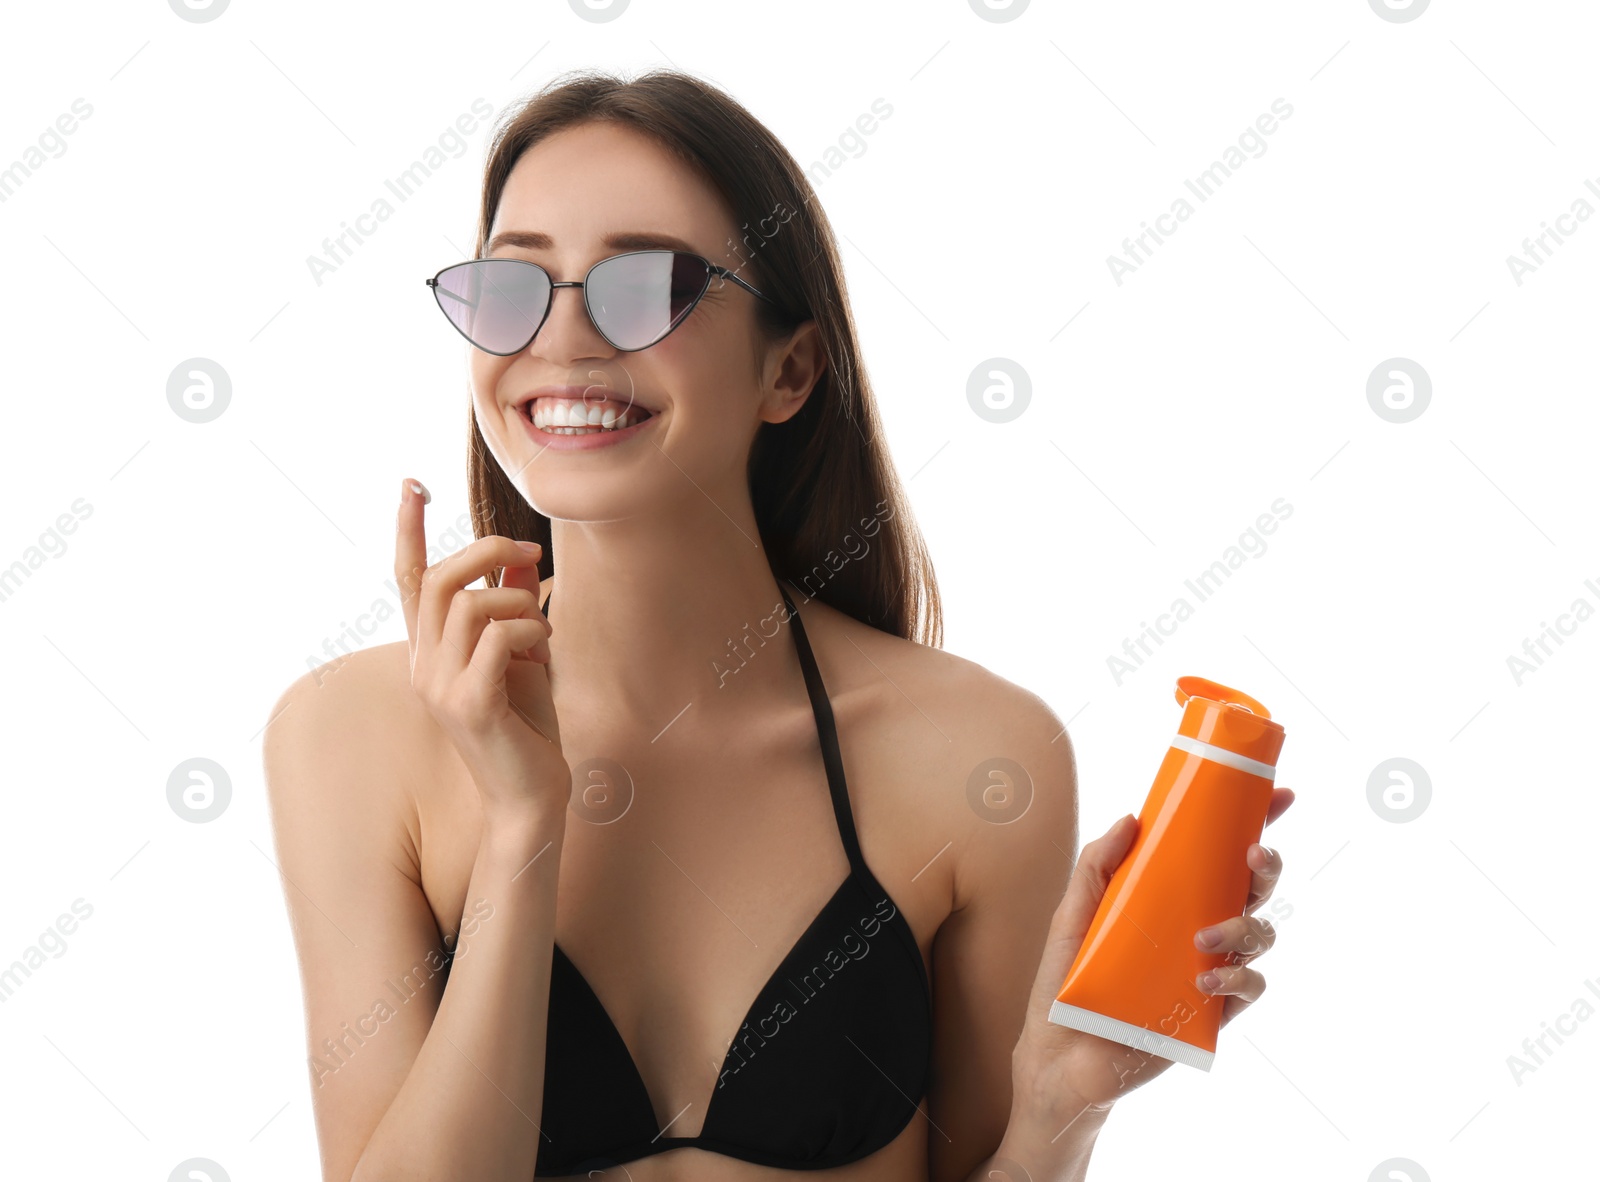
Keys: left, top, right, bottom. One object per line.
{"left": 1196, "top": 927, "right": 1222, "bottom": 948}
{"left": 406, "top": 479, "right": 431, "bottom": 505}
{"left": 515, "top": 540, "right": 541, "bottom": 553}
{"left": 1199, "top": 971, "right": 1221, "bottom": 991}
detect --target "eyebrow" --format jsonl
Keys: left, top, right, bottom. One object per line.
{"left": 484, "top": 229, "right": 703, "bottom": 256}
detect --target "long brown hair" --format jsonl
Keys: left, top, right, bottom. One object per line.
{"left": 466, "top": 67, "right": 942, "bottom": 648}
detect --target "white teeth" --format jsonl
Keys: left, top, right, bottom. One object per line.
{"left": 528, "top": 396, "right": 650, "bottom": 434}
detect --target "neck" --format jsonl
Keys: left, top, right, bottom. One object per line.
{"left": 540, "top": 498, "right": 803, "bottom": 723}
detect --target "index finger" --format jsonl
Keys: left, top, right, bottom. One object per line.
{"left": 394, "top": 477, "right": 431, "bottom": 663}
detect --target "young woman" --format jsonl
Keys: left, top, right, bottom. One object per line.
{"left": 264, "top": 68, "right": 1295, "bottom": 1182}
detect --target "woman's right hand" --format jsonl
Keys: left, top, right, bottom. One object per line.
{"left": 393, "top": 477, "right": 569, "bottom": 821}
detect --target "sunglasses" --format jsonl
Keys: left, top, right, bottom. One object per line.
{"left": 425, "top": 249, "right": 778, "bottom": 355}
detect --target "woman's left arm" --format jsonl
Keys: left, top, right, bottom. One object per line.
{"left": 925, "top": 690, "right": 1295, "bottom": 1182}
{"left": 994, "top": 788, "right": 1294, "bottom": 1182}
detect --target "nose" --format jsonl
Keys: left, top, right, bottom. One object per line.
{"left": 528, "top": 281, "right": 611, "bottom": 361}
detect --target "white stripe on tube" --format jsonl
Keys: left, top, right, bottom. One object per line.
{"left": 1169, "top": 734, "right": 1277, "bottom": 781}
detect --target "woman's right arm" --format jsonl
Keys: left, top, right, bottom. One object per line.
{"left": 264, "top": 662, "right": 569, "bottom": 1182}
{"left": 266, "top": 479, "right": 571, "bottom": 1181}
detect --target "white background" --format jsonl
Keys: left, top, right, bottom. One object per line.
{"left": 1, "top": 1, "right": 1594, "bottom": 1179}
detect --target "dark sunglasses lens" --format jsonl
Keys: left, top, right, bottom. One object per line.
{"left": 588, "top": 251, "right": 710, "bottom": 349}
{"left": 434, "top": 260, "right": 550, "bottom": 354}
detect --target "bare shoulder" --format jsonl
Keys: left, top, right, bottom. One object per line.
{"left": 261, "top": 642, "right": 473, "bottom": 1182}
{"left": 261, "top": 640, "right": 443, "bottom": 881}
{"left": 793, "top": 590, "right": 1080, "bottom": 916}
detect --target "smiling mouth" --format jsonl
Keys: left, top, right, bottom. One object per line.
{"left": 523, "top": 396, "right": 655, "bottom": 435}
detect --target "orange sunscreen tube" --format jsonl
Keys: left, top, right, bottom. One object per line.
{"left": 1047, "top": 675, "right": 1286, "bottom": 1071}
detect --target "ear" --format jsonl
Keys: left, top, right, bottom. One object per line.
{"left": 759, "top": 320, "right": 827, "bottom": 426}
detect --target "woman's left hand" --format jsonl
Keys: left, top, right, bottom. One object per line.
{"left": 1010, "top": 787, "right": 1296, "bottom": 1118}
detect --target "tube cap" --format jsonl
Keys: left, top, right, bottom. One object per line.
{"left": 1174, "top": 675, "right": 1286, "bottom": 766}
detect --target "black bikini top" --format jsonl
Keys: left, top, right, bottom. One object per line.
{"left": 532, "top": 581, "right": 934, "bottom": 1175}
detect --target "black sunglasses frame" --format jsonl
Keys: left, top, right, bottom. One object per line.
{"left": 424, "top": 249, "right": 778, "bottom": 356}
